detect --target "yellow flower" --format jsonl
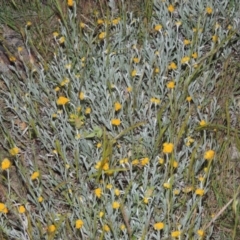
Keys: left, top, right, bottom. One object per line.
{"left": 99, "top": 211, "right": 104, "bottom": 218}
{"left": 54, "top": 86, "right": 60, "bottom": 92}
{"left": 18, "top": 46, "right": 23, "bottom": 52}
{"left": 168, "top": 62, "right": 177, "bottom": 70}
{"left": 112, "top": 201, "right": 120, "bottom": 209}
{"left": 143, "top": 197, "right": 149, "bottom": 204}
{"left": 99, "top": 32, "right": 106, "bottom": 39}
{"left": 85, "top": 107, "right": 91, "bottom": 114}
{"left": 80, "top": 22, "right": 85, "bottom": 28}
{"left": 150, "top": 98, "right": 161, "bottom": 105}
{"left": 153, "top": 222, "right": 164, "bottom": 230}
{"left": 168, "top": 4, "right": 175, "bottom": 13}
{"left": 38, "top": 196, "right": 43, "bottom": 202}
{"left": 167, "top": 81, "right": 175, "bottom": 89}
{"left": 31, "top": 171, "right": 40, "bottom": 180}
{"left": 192, "top": 52, "right": 198, "bottom": 59}
{"left": 111, "top": 119, "right": 121, "bottom": 126}
{"left": 67, "top": 0, "right": 73, "bottom": 7}
{"left": 186, "top": 96, "right": 192, "bottom": 102}
{"left": 47, "top": 224, "right": 56, "bottom": 233}
{"left": 172, "top": 160, "right": 178, "bottom": 168}
{"left": 141, "top": 157, "right": 149, "bottom": 166}
{"left": 175, "top": 21, "right": 182, "bottom": 27}
{"left": 114, "top": 102, "right": 122, "bottom": 111}
{"left": 114, "top": 188, "right": 120, "bottom": 196}
{"left": 133, "top": 57, "right": 140, "bottom": 63}
{"left": 0, "top": 203, "right": 8, "bottom": 213}
{"left": 197, "top": 229, "right": 205, "bottom": 237}
{"left": 163, "top": 182, "right": 171, "bottom": 189}
{"left": 183, "top": 39, "right": 191, "bottom": 45}
{"left": 75, "top": 219, "right": 84, "bottom": 229}
{"left": 154, "top": 24, "right": 162, "bottom": 31}
{"left": 182, "top": 186, "right": 193, "bottom": 193}
{"left": 127, "top": 86, "right": 132, "bottom": 92}
{"left": 154, "top": 67, "right": 160, "bottom": 73}
{"left": 60, "top": 78, "right": 70, "bottom": 86}
{"left": 173, "top": 189, "right": 180, "bottom": 195}
{"left": 18, "top": 205, "right": 26, "bottom": 214}
{"left": 163, "top": 142, "right": 174, "bottom": 154}
{"left": 96, "top": 142, "right": 102, "bottom": 148}
{"left": 59, "top": 36, "right": 65, "bottom": 44}
{"left": 53, "top": 32, "right": 59, "bottom": 37}
{"left": 1, "top": 158, "right": 11, "bottom": 170}
{"left": 9, "top": 147, "right": 19, "bottom": 156}
{"left": 212, "top": 35, "right": 218, "bottom": 43}
{"left": 57, "top": 96, "right": 70, "bottom": 105}
{"left": 103, "top": 224, "right": 110, "bottom": 232}
{"left": 106, "top": 184, "right": 112, "bottom": 189}
{"left": 204, "top": 150, "right": 215, "bottom": 160}
{"left": 171, "top": 231, "right": 181, "bottom": 238}
{"left": 97, "top": 19, "right": 104, "bottom": 25}
{"left": 132, "top": 159, "right": 139, "bottom": 165}
{"left": 102, "top": 162, "right": 109, "bottom": 171}
{"left": 131, "top": 69, "right": 137, "bottom": 77}
{"left": 79, "top": 92, "right": 84, "bottom": 100}
{"left": 181, "top": 56, "right": 190, "bottom": 64}
{"left": 9, "top": 56, "right": 16, "bottom": 62}
{"left": 206, "top": 6, "right": 213, "bottom": 14}
{"left": 119, "top": 158, "right": 128, "bottom": 164}
{"left": 112, "top": 17, "right": 120, "bottom": 25}
{"left": 94, "top": 188, "right": 102, "bottom": 198}
{"left": 120, "top": 224, "right": 126, "bottom": 231}
{"left": 199, "top": 120, "right": 207, "bottom": 126}
{"left": 195, "top": 188, "right": 205, "bottom": 196}
{"left": 26, "top": 21, "right": 32, "bottom": 27}
{"left": 158, "top": 158, "right": 164, "bottom": 165}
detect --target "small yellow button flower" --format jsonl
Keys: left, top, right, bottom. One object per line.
{"left": 120, "top": 224, "right": 126, "bottom": 231}
{"left": 18, "top": 205, "right": 26, "bottom": 214}
{"left": 133, "top": 57, "right": 140, "bottom": 63}
{"left": 168, "top": 62, "right": 177, "bottom": 70}
{"left": 168, "top": 4, "right": 175, "bottom": 13}
{"left": 112, "top": 201, "right": 120, "bottom": 209}
{"left": 47, "top": 224, "right": 56, "bottom": 233}
{"left": 127, "top": 86, "right": 132, "bottom": 92}
{"left": 94, "top": 188, "right": 102, "bottom": 198}
{"left": 167, "top": 81, "right": 175, "bottom": 89}
{"left": 111, "top": 119, "right": 121, "bottom": 126}
{"left": 171, "top": 231, "right": 181, "bottom": 238}
{"left": 206, "top": 6, "right": 213, "bottom": 14}
{"left": 132, "top": 159, "right": 139, "bottom": 165}
{"left": 114, "top": 102, "right": 122, "bottom": 111}
{"left": 131, "top": 69, "right": 137, "bottom": 77}
{"left": 99, "top": 211, "right": 104, "bottom": 218}
{"left": 97, "top": 19, "right": 104, "bottom": 25}
{"left": 204, "top": 150, "right": 215, "bottom": 160}
{"left": 163, "top": 143, "right": 174, "bottom": 154}
{"left": 99, "top": 32, "right": 106, "bottom": 39}
{"left": 141, "top": 157, "right": 149, "bottom": 166}
{"left": 31, "top": 171, "right": 40, "bottom": 180}
{"left": 114, "top": 188, "right": 120, "bottom": 196}
{"left": 59, "top": 36, "right": 65, "bottom": 44}
{"left": 0, "top": 203, "right": 8, "bottom": 213}
{"left": 79, "top": 92, "right": 84, "bottom": 100}
{"left": 153, "top": 222, "right": 164, "bottom": 230}
{"left": 38, "top": 196, "right": 43, "bottom": 203}
{"left": 192, "top": 52, "right": 198, "bottom": 59}
{"left": 212, "top": 35, "right": 218, "bottom": 43}
{"left": 195, "top": 188, "right": 205, "bottom": 196}
{"left": 1, "top": 158, "right": 11, "bottom": 170}
{"left": 186, "top": 96, "right": 192, "bottom": 102}
{"left": 158, "top": 158, "right": 164, "bottom": 165}
{"left": 163, "top": 182, "right": 171, "bottom": 189}
{"left": 181, "top": 56, "right": 190, "bottom": 64}
{"left": 154, "top": 24, "right": 162, "bottom": 31}
{"left": 183, "top": 39, "right": 191, "bottom": 45}
{"left": 9, "top": 147, "right": 20, "bottom": 156}
{"left": 103, "top": 224, "right": 110, "bottom": 232}
{"left": 199, "top": 120, "right": 207, "bottom": 126}
{"left": 197, "top": 229, "right": 205, "bottom": 237}
{"left": 79, "top": 22, "right": 85, "bottom": 28}
{"left": 85, "top": 107, "right": 91, "bottom": 115}
{"left": 143, "top": 197, "right": 149, "bottom": 204}
{"left": 75, "top": 219, "right": 84, "bottom": 229}
{"left": 67, "top": 0, "right": 73, "bottom": 7}
{"left": 150, "top": 97, "right": 161, "bottom": 105}
{"left": 56, "top": 96, "right": 70, "bottom": 105}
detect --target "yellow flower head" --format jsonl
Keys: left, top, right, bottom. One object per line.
{"left": 168, "top": 4, "right": 175, "bottom": 13}
{"left": 150, "top": 98, "right": 161, "bottom": 105}
{"left": 99, "top": 211, "right": 104, "bottom": 218}
{"left": 171, "top": 231, "right": 181, "bottom": 238}
{"left": 127, "top": 86, "right": 132, "bottom": 92}
{"left": 131, "top": 69, "right": 137, "bottom": 77}
{"left": 99, "top": 32, "right": 106, "bottom": 39}
{"left": 186, "top": 96, "right": 192, "bottom": 102}
{"left": 59, "top": 36, "right": 65, "bottom": 44}
{"left": 80, "top": 22, "right": 85, "bottom": 28}
{"left": 168, "top": 62, "right": 177, "bottom": 70}
{"left": 181, "top": 56, "right": 190, "bottom": 64}
{"left": 133, "top": 57, "right": 140, "bottom": 63}
{"left": 9, "top": 56, "right": 16, "bottom": 62}
{"left": 0, "top": 203, "right": 8, "bottom": 213}
{"left": 206, "top": 6, "right": 213, "bottom": 14}
{"left": 38, "top": 196, "right": 43, "bottom": 202}
{"left": 31, "top": 171, "right": 40, "bottom": 180}
{"left": 103, "top": 224, "right": 110, "bottom": 232}
{"left": 132, "top": 159, "right": 139, "bottom": 165}
{"left": 112, "top": 201, "right": 120, "bottom": 209}
{"left": 18, "top": 205, "right": 26, "bottom": 214}
{"left": 53, "top": 32, "right": 59, "bottom": 38}
{"left": 158, "top": 158, "right": 164, "bottom": 164}
{"left": 75, "top": 219, "right": 84, "bottom": 229}
{"left": 67, "top": 0, "right": 73, "bottom": 7}
{"left": 143, "top": 197, "right": 149, "bottom": 204}
{"left": 120, "top": 224, "right": 126, "bottom": 231}
{"left": 85, "top": 107, "right": 91, "bottom": 115}
{"left": 167, "top": 81, "right": 175, "bottom": 89}
{"left": 47, "top": 224, "right": 56, "bottom": 233}
{"left": 1, "top": 158, "right": 11, "bottom": 170}
{"left": 141, "top": 157, "right": 149, "bottom": 166}
{"left": 114, "top": 188, "right": 120, "bottom": 196}
{"left": 114, "top": 102, "right": 122, "bottom": 111}
{"left": 183, "top": 39, "right": 191, "bottom": 45}
{"left": 204, "top": 150, "right": 215, "bottom": 160}
{"left": 57, "top": 96, "right": 70, "bottom": 105}
{"left": 197, "top": 229, "right": 205, "bottom": 237}
{"left": 154, "top": 24, "right": 162, "bottom": 31}
{"left": 112, "top": 18, "right": 120, "bottom": 25}
{"left": 153, "top": 222, "right": 164, "bottom": 230}
{"left": 163, "top": 182, "right": 171, "bottom": 189}
{"left": 94, "top": 188, "right": 102, "bottom": 198}
{"left": 97, "top": 19, "right": 104, "bottom": 25}
{"left": 195, "top": 188, "right": 205, "bottom": 196}
{"left": 192, "top": 52, "right": 198, "bottom": 59}
{"left": 9, "top": 147, "right": 20, "bottom": 156}
{"left": 111, "top": 119, "right": 121, "bottom": 126}
{"left": 212, "top": 35, "right": 218, "bottom": 43}
{"left": 199, "top": 120, "right": 207, "bottom": 127}
{"left": 163, "top": 142, "right": 174, "bottom": 154}
{"left": 79, "top": 91, "right": 85, "bottom": 100}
